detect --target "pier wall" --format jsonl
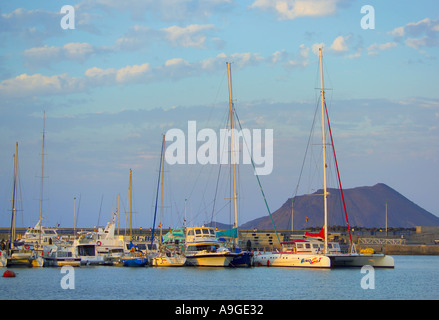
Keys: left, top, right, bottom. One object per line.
{"left": 356, "top": 244, "right": 439, "bottom": 255}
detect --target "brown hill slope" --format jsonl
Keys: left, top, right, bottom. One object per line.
{"left": 240, "top": 183, "right": 439, "bottom": 229}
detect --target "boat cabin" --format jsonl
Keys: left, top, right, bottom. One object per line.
{"left": 281, "top": 239, "right": 341, "bottom": 255}
{"left": 23, "top": 227, "right": 60, "bottom": 246}
{"left": 185, "top": 227, "right": 217, "bottom": 243}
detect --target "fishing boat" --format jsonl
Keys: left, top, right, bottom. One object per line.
{"left": 150, "top": 135, "right": 186, "bottom": 267}
{"left": 43, "top": 244, "right": 81, "bottom": 267}
{"left": 184, "top": 226, "right": 233, "bottom": 267}
{"left": 254, "top": 48, "right": 394, "bottom": 269}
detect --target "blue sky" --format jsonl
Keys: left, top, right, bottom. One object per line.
{"left": 1, "top": 0, "right": 438, "bottom": 230}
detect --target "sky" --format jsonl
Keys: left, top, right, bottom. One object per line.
{"left": 1, "top": 0, "right": 438, "bottom": 230}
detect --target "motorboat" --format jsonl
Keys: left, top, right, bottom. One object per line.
{"left": 73, "top": 237, "right": 105, "bottom": 265}
{"left": 43, "top": 244, "right": 81, "bottom": 267}
{"left": 184, "top": 227, "right": 233, "bottom": 267}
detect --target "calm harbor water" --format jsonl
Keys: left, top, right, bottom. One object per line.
{"left": 1, "top": 255, "right": 438, "bottom": 300}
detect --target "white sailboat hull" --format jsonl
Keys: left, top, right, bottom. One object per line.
{"left": 254, "top": 252, "right": 331, "bottom": 268}
{"left": 151, "top": 255, "right": 186, "bottom": 267}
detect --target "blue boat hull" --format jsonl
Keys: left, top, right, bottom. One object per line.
{"left": 122, "top": 258, "right": 147, "bottom": 267}
{"left": 229, "top": 251, "right": 253, "bottom": 267}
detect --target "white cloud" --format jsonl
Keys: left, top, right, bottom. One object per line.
{"left": 390, "top": 17, "right": 439, "bottom": 50}
{"left": 116, "top": 63, "right": 151, "bottom": 83}
{"left": 24, "top": 23, "right": 219, "bottom": 69}
{"left": 330, "top": 35, "right": 349, "bottom": 53}
{"left": 0, "top": 73, "right": 84, "bottom": 98}
{"left": 114, "top": 26, "right": 156, "bottom": 51}
{"left": 250, "top": 0, "right": 342, "bottom": 20}
{"left": 1, "top": 51, "right": 265, "bottom": 99}
{"left": 79, "top": 0, "right": 233, "bottom": 21}
{"left": 287, "top": 44, "right": 309, "bottom": 67}
{"left": 367, "top": 42, "right": 397, "bottom": 56}
{"left": 24, "top": 42, "right": 98, "bottom": 68}
{"left": 85, "top": 63, "right": 152, "bottom": 84}
{"left": 161, "top": 24, "right": 215, "bottom": 49}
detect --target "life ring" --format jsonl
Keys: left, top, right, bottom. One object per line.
{"left": 24, "top": 245, "right": 30, "bottom": 250}
{"left": 96, "top": 241, "right": 102, "bottom": 246}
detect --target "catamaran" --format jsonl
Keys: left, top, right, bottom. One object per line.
{"left": 254, "top": 48, "right": 394, "bottom": 269}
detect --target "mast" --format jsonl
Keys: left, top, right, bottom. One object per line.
{"left": 159, "top": 134, "right": 165, "bottom": 247}
{"left": 129, "top": 169, "right": 132, "bottom": 239}
{"left": 227, "top": 62, "right": 238, "bottom": 237}
{"left": 319, "top": 48, "right": 328, "bottom": 254}
{"left": 10, "top": 143, "right": 18, "bottom": 249}
{"left": 39, "top": 112, "right": 45, "bottom": 233}
{"left": 117, "top": 194, "right": 120, "bottom": 235}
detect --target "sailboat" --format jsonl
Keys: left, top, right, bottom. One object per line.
{"left": 218, "top": 62, "right": 253, "bottom": 267}
{"left": 253, "top": 48, "right": 394, "bottom": 268}
{"left": 119, "top": 169, "right": 148, "bottom": 267}
{"left": 5, "top": 143, "right": 44, "bottom": 268}
{"left": 150, "top": 135, "right": 186, "bottom": 267}
{"left": 21, "top": 113, "right": 64, "bottom": 255}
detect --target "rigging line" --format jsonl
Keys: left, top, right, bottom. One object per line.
{"left": 150, "top": 137, "right": 164, "bottom": 249}
{"left": 234, "top": 109, "right": 281, "bottom": 243}
{"left": 324, "top": 100, "right": 353, "bottom": 246}
{"left": 210, "top": 154, "right": 224, "bottom": 224}
{"left": 292, "top": 99, "right": 321, "bottom": 200}
{"left": 184, "top": 110, "right": 228, "bottom": 205}
{"left": 97, "top": 194, "right": 104, "bottom": 227}
{"left": 209, "top": 110, "right": 231, "bottom": 224}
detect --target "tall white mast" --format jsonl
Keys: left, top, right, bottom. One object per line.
{"left": 39, "top": 112, "right": 46, "bottom": 245}
{"left": 159, "top": 134, "right": 165, "bottom": 248}
{"left": 319, "top": 48, "right": 329, "bottom": 254}
{"left": 11, "top": 143, "right": 18, "bottom": 244}
{"left": 129, "top": 169, "right": 132, "bottom": 239}
{"left": 227, "top": 62, "right": 238, "bottom": 240}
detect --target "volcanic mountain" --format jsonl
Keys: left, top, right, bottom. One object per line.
{"left": 239, "top": 183, "right": 439, "bottom": 230}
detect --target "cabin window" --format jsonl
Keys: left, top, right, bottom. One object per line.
{"left": 312, "top": 244, "right": 319, "bottom": 249}
{"left": 202, "top": 229, "right": 210, "bottom": 235}
{"left": 188, "top": 230, "right": 194, "bottom": 236}
{"left": 297, "top": 244, "right": 303, "bottom": 249}
{"left": 305, "top": 244, "right": 311, "bottom": 249}
{"left": 209, "top": 229, "right": 216, "bottom": 236}
{"left": 328, "top": 244, "right": 333, "bottom": 249}
{"left": 195, "top": 229, "right": 202, "bottom": 235}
